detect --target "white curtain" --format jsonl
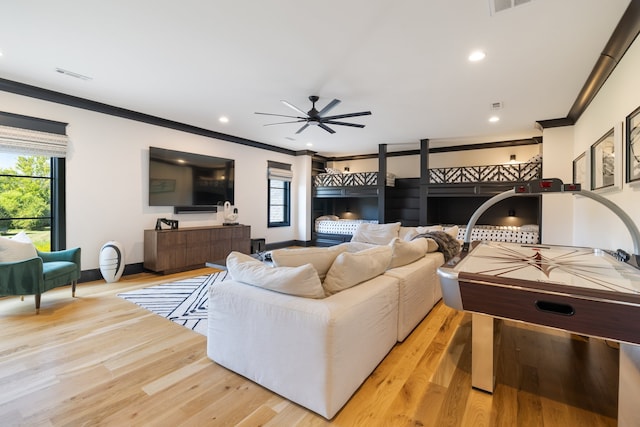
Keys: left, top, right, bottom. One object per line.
{"left": 0, "top": 124, "right": 68, "bottom": 157}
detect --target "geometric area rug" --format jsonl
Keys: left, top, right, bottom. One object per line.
{"left": 117, "top": 271, "right": 228, "bottom": 336}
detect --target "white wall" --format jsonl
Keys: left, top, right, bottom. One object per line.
{"left": 0, "top": 91, "right": 300, "bottom": 271}
{"left": 551, "top": 33, "right": 640, "bottom": 253}
{"left": 540, "top": 126, "right": 574, "bottom": 245}
{"left": 329, "top": 143, "right": 541, "bottom": 179}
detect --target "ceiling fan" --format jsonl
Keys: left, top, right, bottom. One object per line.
{"left": 255, "top": 95, "right": 371, "bottom": 134}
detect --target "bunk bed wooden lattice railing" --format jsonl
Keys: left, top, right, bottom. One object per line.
{"left": 428, "top": 161, "right": 542, "bottom": 184}
{"left": 313, "top": 171, "right": 395, "bottom": 187}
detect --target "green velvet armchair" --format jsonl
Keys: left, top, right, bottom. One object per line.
{"left": 0, "top": 247, "right": 81, "bottom": 313}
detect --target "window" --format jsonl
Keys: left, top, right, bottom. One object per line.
{"left": 268, "top": 179, "right": 290, "bottom": 227}
{"left": 267, "top": 161, "right": 292, "bottom": 228}
{"left": 0, "top": 112, "right": 69, "bottom": 250}
{"left": 0, "top": 154, "right": 53, "bottom": 250}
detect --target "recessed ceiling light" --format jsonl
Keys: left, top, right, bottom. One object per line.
{"left": 306, "top": 142, "right": 313, "bottom": 147}
{"left": 489, "top": 116, "right": 500, "bottom": 123}
{"left": 219, "top": 116, "right": 229, "bottom": 123}
{"left": 468, "top": 50, "right": 486, "bottom": 62}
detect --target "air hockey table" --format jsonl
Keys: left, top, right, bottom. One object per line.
{"left": 437, "top": 179, "right": 640, "bottom": 427}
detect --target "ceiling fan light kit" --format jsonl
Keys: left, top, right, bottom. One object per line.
{"left": 255, "top": 95, "right": 371, "bottom": 135}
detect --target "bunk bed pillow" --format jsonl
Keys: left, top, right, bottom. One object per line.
{"left": 323, "top": 246, "right": 392, "bottom": 295}
{"left": 315, "top": 215, "right": 340, "bottom": 222}
{"left": 226, "top": 252, "right": 325, "bottom": 299}
{"left": 388, "top": 237, "right": 429, "bottom": 269}
{"left": 271, "top": 245, "right": 348, "bottom": 282}
{"left": 351, "top": 222, "right": 401, "bottom": 245}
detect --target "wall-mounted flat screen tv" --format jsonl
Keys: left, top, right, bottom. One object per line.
{"left": 148, "top": 146, "right": 234, "bottom": 208}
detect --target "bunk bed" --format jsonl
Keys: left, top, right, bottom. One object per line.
{"left": 312, "top": 153, "right": 543, "bottom": 246}
{"left": 312, "top": 170, "right": 396, "bottom": 246}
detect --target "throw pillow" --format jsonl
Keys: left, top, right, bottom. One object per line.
{"left": 444, "top": 225, "right": 459, "bottom": 239}
{"left": 271, "top": 245, "right": 347, "bottom": 281}
{"left": 323, "top": 245, "right": 392, "bottom": 295}
{"left": 226, "top": 252, "right": 325, "bottom": 299}
{"left": 0, "top": 233, "right": 37, "bottom": 262}
{"left": 388, "top": 237, "right": 428, "bottom": 269}
{"left": 351, "top": 222, "right": 401, "bottom": 245}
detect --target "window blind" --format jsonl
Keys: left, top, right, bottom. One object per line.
{"left": 0, "top": 124, "right": 69, "bottom": 157}
{"left": 0, "top": 111, "right": 69, "bottom": 157}
{"left": 267, "top": 160, "right": 293, "bottom": 182}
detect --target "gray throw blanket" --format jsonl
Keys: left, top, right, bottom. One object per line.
{"left": 412, "top": 231, "right": 461, "bottom": 261}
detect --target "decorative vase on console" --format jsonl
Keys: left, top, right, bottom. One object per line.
{"left": 99, "top": 240, "right": 125, "bottom": 283}
{"left": 223, "top": 201, "right": 239, "bottom": 225}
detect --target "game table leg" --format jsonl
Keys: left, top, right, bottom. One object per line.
{"left": 472, "top": 313, "right": 496, "bottom": 393}
{"left": 619, "top": 342, "right": 640, "bottom": 427}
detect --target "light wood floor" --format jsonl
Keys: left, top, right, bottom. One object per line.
{"left": 0, "top": 269, "right": 619, "bottom": 426}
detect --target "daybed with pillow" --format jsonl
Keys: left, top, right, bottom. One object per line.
{"left": 313, "top": 215, "right": 379, "bottom": 246}
{"left": 0, "top": 232, "right": 81, "bottom": 313}
{"left": 207, "top": 222, "right": 459, "bottom": 419}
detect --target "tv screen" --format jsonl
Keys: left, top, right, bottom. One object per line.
{"left": 148, "top": 147, "right": 234, "bottom": 207}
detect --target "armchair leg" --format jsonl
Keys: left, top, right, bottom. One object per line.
{"left": 72, "top": 281, "right": 76, "bottom": 297}
{"left": 21, "top": 296, "right": 24, "bottom": 302}
{"left": 35, "top": 294, "right": 41, "bottom": 314}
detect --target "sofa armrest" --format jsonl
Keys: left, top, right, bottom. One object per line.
{"left": 0, "top": 257, "right": 44, "bottom": 295}
{"left": 207, "top": 274, "right": 399, "bottom": 419}
{"left": 37, "top": 247, "right": 81, "bottom": 268}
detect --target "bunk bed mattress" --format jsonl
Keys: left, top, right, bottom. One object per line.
{"left": 315, "top": 219, "right": 379, "bottom": 235}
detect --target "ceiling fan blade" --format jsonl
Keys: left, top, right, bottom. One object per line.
{"left": 317, "top": 99, "right": 341, "bottom": 116}
{"left": 322, "top": 111, "right": 372, "bottom": 120}
{"left": 295, "top": 123, "right": 310, "bottom": 134}
{"left": 255, "top": 112, "right": 304, "bottom": 119}
{"left": 318, "top": 123, "right": 336, "bottom": 134}
{"left": 281, "top": 100, "right": 309, "bottom": 117}
{"left": 323, "top": 120, "right": 366, "bottom": 128}
{"left": 263, "top": 120, "right": 306, "bottom": 127}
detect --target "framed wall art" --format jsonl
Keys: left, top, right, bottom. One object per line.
{"left": 626, "top": 105, "right": 640, "bottom": 183}
{"left": 572, "top": 152, "right": 587, "bottom": 187}
{"left": 590, "top": 124, "right": 621, "bottom": 192}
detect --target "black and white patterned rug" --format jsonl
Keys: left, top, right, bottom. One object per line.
{"left": 117, "top": 271, "right": 228, "bottom": 336}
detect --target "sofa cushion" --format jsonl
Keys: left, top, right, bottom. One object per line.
{"left": 227, "top": 252, "right": 325, "bottom": 299}
{"left": 0, "top": 233, "right": 37, "bottom": 262}
{"left": 336, "top": 241, "right": 376, "bottom": 253}
{"left": 271, "top": 245, "right": 347, "bottom": 282}
{"left": 401, "top": 225, "right": 443, "bottom": 241}
{"left": 351, "top": 222, "right": 401, "bottom": 245}
{"left": 388, "top": 237, "right": 429, "bottom": 269}
{"left": 323, "top": 246, "right": 392, "bottom": 295}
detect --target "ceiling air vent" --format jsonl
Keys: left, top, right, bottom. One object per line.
{"left": 491, "top": 102, "right": 503, "bottom": 110}
{"left": 489, "top": 0, "right": 533, "bottom": 15}
{"left": 55, "top": 67, "right": 93, "bottom": 81}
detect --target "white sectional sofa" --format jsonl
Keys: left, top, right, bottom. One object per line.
{"left": 207, "top": 223, "right": 457, "bottom": 419}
